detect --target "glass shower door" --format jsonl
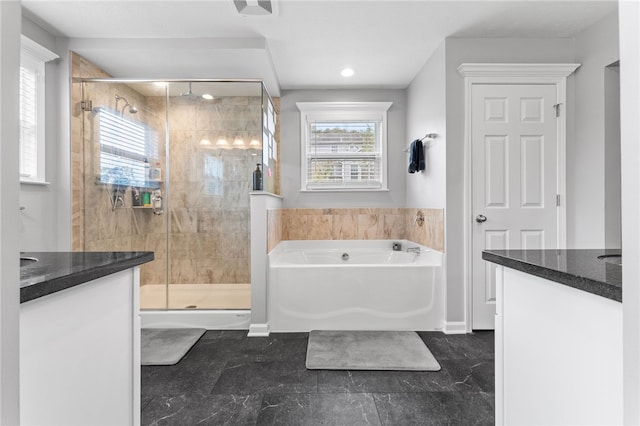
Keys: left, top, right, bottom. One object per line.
{"left": 79, "top": 80, "right": 169, "bottom": 309}
{"left": 164, "top": 81, "right": 261, "bottom": 309}
{"left": 78, "top": 78, "right": 270, "bottom": 311}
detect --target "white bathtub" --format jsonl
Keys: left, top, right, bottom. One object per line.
{"left": 268, "top": 240, "right": 444, "bottom": 332}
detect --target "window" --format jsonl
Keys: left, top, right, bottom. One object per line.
{"left": 19, "top": 36, "right": 58, "bottom": 184}
{"left": 96, "top": 108, "right": 158, "bottom": 187}
{"left": 297, "top": 102, "right": 392, "bottom": 191}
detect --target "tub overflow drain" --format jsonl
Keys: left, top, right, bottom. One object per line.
{"left": 341, "top": 253, "right": 349, "bottom": 261}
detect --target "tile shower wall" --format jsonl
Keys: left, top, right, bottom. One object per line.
{"left": 267, "top": 208, "right": 444, "bottom": 252}
{"left": 70, "top": 52, "right": 110, "bottom": 252}
{"left": 404, "top": 208, "right": 444, "bottom": 251}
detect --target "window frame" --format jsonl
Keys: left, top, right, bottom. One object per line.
{"left": 297, "top": 101, "right": 392, "bottom": 192}
{"left": 19, "top": 36, "right": 58, "bottom": 185}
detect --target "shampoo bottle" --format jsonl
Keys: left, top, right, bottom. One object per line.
{"left": 131, "top": 187, "right": 141, "bottom": 206}
{"left": 144, "top": 158, "right": 151, "bottom": 180}
{"left": 152, "top": 162, "right": 162, "bottom": 181}
{"left": 252, "top": 163, "right": 262, "bottom": 191}
{"left": 142, "top": 191, "right": 151, "bottom": 207}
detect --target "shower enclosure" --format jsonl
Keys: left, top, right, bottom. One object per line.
{"left": 75, "top": 79, "right": 278, "bottom": 311}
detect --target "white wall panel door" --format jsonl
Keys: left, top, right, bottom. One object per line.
{"left": 472, "top": 84, "right": 558, "bottom": 329}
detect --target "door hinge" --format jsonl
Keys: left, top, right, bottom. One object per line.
{"left": 553, "top": 103, "right": 561, "bottom": 118}
{"left": 556, "top": 194, "right": 561, "bottom": 206}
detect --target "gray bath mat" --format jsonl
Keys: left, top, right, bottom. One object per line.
{"left": 141, "top": 328, "right": 206, "bottom": 366}
{"left": 306, "top": 330, "right": 441, "bottom": 371}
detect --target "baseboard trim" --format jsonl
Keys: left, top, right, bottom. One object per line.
{"left": 248, "top": 323, "right": 270, "bottom": 337}
{"left": 443, "top": 321, "right": 468, "bottom": 334}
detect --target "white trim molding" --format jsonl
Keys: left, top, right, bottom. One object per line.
{"left": 296, "top": 101, "right": 392, "bottom": 192}
{"left": 443, "top": 321, "right": 468, "bottom": 335}
{"left": 457, "top": 63, "right": 580, "bottom": 79}
{"left": 21, "top": 35, "right": 59, "bottom": 63}
{"left": 458, "top": 63, "right": 580, "bottom": 332}
{"left": 248, "top": 323, "right": 270, "bottom": 337}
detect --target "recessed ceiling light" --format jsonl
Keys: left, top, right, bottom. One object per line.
{"left": 202, "top": 94, "right": 214, "bottom": 100}
{"left": 341, "top": 67, "right": 355, "bottom": 78}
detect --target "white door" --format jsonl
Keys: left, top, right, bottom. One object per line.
{"left": 472, "top": 84, "right": 559, "bottom": 330}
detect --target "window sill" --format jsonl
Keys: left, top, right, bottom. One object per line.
{"left": 300, "top": 188, "right": 390, "bottom": 193}
{"left": 20, "top": 180, "right": 51, "bottom": 186}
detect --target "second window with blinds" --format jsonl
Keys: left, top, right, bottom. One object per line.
{"left": 20, "top": 36, "right": 58, "bottom": 184}
{"left": 297, "top": 102, "right": 392, "bottom": 191}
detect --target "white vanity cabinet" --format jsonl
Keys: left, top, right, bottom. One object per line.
{"left": 20, "top": 265, "right": 142, "bottom": 426}
{"left": 494, "top": 266, "right": 623, "bottom": 425}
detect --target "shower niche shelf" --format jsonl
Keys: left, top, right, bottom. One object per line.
{"left": 138, "top": 181, "right": 163, "bottom": 188}
{"left": 111, "top": 206, "right": 157, "bottom": 211}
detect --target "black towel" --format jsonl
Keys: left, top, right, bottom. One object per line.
{"left": 408, "top": 139, "right": 425, "bottom": 173}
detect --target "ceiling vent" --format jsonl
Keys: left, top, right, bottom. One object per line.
{"left": 233, "top": 0, "right": 275, "bottom": 16}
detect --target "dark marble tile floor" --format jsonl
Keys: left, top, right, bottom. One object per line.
{"left": 142, "top": 330, "right": 495, "bottom": 425}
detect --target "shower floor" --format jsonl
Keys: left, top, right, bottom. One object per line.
{"left": 140, "top": 283, "right": 251, "bottom": 310}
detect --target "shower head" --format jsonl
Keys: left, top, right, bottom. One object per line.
{"left": 115, "top": 95, "right": 137, "bottom": 115}
{"left": 114, "top": 94, "right": 128, "bottom": 105}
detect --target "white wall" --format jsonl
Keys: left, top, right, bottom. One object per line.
{"left": 619, "top": 1, "right": 640, "bottom": 422}
{"left": 444, "top": 37, "right": 575, "bottom": 326}
{"left": 0, "top": 2, "right": 22, "bottom": 423}
{"left": 405, "top": 42, "right": 446, "bottom": 209}
{"left": 19, "top": 17, "right": 61, "bottom": 251}
{"left": 571, "top": 11, "right": 620, "bottom": 248}
{"left": 279, "top": 89, "right": 407, "bottom": 208}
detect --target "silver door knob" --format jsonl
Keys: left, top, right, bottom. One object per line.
{"left": 475, "top": 214, "right": 487, "bottom": 223}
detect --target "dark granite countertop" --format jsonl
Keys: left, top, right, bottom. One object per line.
{"left": 482, "top": 249, "right": 622, "bottom": 302}
{"left": 20, "top": 251, "right": 154, "bottom": 303}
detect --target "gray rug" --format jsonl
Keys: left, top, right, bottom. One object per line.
{"left": 141, "top": 328, "right": 206, "bottom": 366}
{"left": 306, "top": 330, "right": 441, "bottom": 371}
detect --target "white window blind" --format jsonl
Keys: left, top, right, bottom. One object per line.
{"left": 19, "top": 61, "right": 38, "bottom": 180}
{"left": 297, "top": 102, "right": 392, "bottom": 191}
{"left": 97, "top": 108, "right": 158, "bottom": 187}
{"left": 19, "top": 36, "right": 58, "bottom": 184}
{"left": 307, "top": 120, "right": 381, "bottom": 189}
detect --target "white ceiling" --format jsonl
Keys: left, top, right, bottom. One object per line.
{"left": 22, "top": 0, "right": 617, "bottom": 96}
